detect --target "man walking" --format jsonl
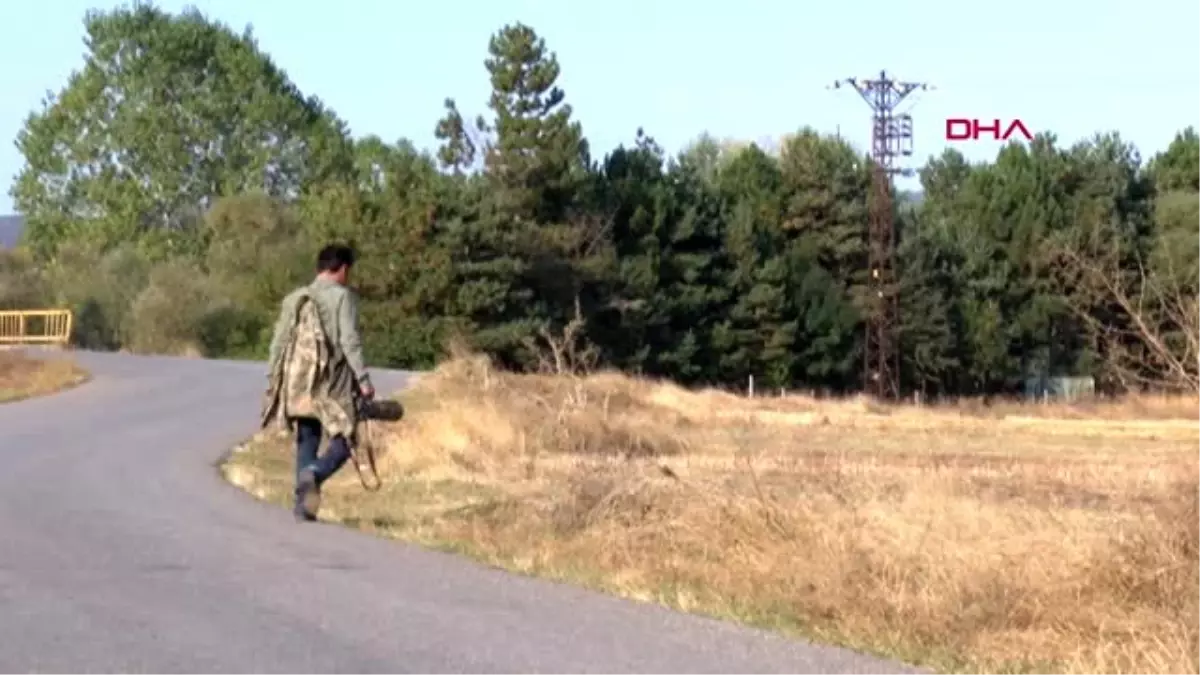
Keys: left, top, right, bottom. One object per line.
{"left": 262, "top": 243, "right": 375, "bottom": 521}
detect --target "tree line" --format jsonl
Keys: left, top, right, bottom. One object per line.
{"left": 3, "top": 4, "right": 1197, "bottom": 397}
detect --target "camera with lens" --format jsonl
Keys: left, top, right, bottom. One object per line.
{"left": 359, "top": 398, "right": 405, "bottom": 422}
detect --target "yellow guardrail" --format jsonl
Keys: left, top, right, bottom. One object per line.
{"left": 0, "top": 309, "right": 73, "bottom": 346}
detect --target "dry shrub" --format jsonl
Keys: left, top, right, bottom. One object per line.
{"left": 375, "top": 351, "right": 1200, "bottom": 673}
{"left": 0, "top": 248, "right": 51, "bottom": 310}
{"left": 10, "top": 234, "right": 276, "bottom": 357}
{"left": 0, "top": 242, "right": 150, "bottom": 349}
{"left": 42, "top": 242, "right": 152, "bottom": 349}
{"left": 386, "top": 346, "right": 693, "bottom": 477}
{"left": 126, "top": 259, "right": 223, "bottom": 356}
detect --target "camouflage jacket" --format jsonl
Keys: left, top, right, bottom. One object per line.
{"left": 260, "top": 286, "right": 359, "bottom": 440}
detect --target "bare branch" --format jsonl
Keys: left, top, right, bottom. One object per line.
{"left": 1053, "top": 239, "right": 1198, "bottom": 393}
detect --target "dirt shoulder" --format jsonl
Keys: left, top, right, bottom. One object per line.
{"left": 222, "top": 354, "right": 1199, "bottom": 674}
{"left": 0, "top": 351, "right": 89, "bottom": 403}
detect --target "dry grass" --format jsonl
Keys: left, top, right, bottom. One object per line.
{"left": 0, "top": 351, "right": 89, "bottom": 402}
{"left": 225, "top": 352, "right": 1200, "bottom": 674}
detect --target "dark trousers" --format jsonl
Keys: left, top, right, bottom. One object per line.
{"left": 295, "top": 417, "right": 352, "bottom": 487}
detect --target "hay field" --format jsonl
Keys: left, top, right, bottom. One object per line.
{"left": 225, "top": 353, "right": 1199, "bottom": 673}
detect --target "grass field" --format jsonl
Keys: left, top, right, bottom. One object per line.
{"left": 0, "top": 351, "right": 88, "bottom": 403}
{"left": 224, "top": 352, "right": 1199, "bottom": 674}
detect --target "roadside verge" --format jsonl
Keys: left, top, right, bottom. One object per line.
{"left": 0, "top": 350, "right": 90, "bottom": 403}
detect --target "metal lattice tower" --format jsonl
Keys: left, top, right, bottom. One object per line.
{"left": 831, "top": 71, "right": 931, "bottom": 400}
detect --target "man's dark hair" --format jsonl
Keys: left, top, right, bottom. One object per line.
{"left": 316, "top": 243, "right": 356, "bottom": 272}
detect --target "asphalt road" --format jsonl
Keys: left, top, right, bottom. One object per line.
{"left": 0, "top": 351, "right": 922, "bottom": 674}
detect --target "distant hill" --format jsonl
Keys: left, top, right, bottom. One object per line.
{"left": 0, "top": 214, "right": 23, "bottom": 248}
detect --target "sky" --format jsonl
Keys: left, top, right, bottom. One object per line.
{"left": 1, "top": 0, "right": 1197, "bottom": 214}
